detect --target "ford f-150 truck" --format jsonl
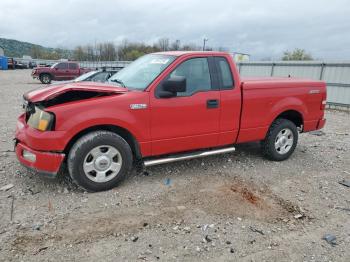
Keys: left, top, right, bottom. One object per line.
{"left": 16, "top": 51, "right": 326, "bottom": 191}
{"left": 31, "top": 61, "right": 91, "bottom": 84}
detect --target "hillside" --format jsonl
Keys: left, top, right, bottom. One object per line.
{"left": 0, "top": 37, "right": 72, "bottom": 59}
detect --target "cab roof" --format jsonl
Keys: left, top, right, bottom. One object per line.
{"left": 153, "top": 51, "right": 230, "bottom": 57}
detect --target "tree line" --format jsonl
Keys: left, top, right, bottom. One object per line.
{"left": 30, "top": 38, "right": 205, "bottom": 61}
{"left": 30, "top": 38, "right": 314, "bottom": 61}
{"left": 71, "top": 38, "right": 206, "bottom": 61}
{"left": 281, "top": 48, "right": 313, "bottom": 61}
{"left": 30, "top": 46, "right": 73, "bottom": 60}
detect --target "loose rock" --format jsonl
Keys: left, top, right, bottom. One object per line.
{"left": 131, "top": 236, "right": 139, "bottom": 242}
{"left": 323, "top": 234, "right": 337, "bottom": 246}
{"left": 0, "top": 183, "right": 14, "bottom": 191}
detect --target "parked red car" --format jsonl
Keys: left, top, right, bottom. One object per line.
{"left": 16, "top": 51, "right": 326, "bottom": 191}
{"left": 7, "top": 57, "right": 15, "bottom": 69}
{"left": 31, "top": 61, "right": 91, "bottom": 84}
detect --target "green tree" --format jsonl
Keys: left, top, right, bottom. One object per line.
{"left": 157, "top": 38, "right": 169, "bottom": 51}
{"left": 30, "top": 46, "right": 43, "bottom": 59}
{"left": 282, "top": 49, "right": 313, "bottom": 61}
{"left": 124, "top": 49, "right": 144, "bottom": 60}
{"left": 170, "top": 40, "right": 181, "bottom": 50}
{"left": 73, "top": 46, "right": 85, "bottom": 61}
{"left": 98, "top": 42, "right": 117, "bottom": 61}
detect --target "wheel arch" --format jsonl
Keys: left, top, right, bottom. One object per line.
{"left": 64, "top": 124, "right": 142, "bottom": 160}
{"left": 273, "top": 109, "right": 304, "bottom": 129}
{"left": 267, "top": 96, "right": 307, "bottom": 130}
{"left": 39, "top": 72, "right": 53, "bottom": 80}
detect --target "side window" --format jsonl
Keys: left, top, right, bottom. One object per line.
{"left": 69, "top": 63, "right": 78, "bottom": 70}
{"left": 215, "top": 57, "right": 234, "bottom": 89}
{"left": 169, "top": 58, "right": 211, "bottom": 96}
{"left": 56, "top": 63, "right": 68, "bottom": 70}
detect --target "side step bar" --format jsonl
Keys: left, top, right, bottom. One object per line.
{"left": 144, "top": 146, "right": 235, "bottom": 167}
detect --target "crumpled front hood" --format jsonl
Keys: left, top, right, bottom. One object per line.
{"left": 24, "top": 81, "right": 128, "bottom": 102}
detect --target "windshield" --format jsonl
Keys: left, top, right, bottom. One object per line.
{"left": 74, "top": 70, "right": 98, "bottom": 82}
{"left": 108, "top": 54, "right": 176, "bottom": 90}
{"left": 50, "top": 63, "right": 58, "bottom": 68}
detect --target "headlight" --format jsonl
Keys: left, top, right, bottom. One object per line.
{"left": 27, "top": 106, "right": 55, "bottom": 131}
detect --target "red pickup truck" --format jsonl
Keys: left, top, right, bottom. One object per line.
{"left": 31, "top": 61, "right": 91, "bottom": 84}
{"left": 16, "top": 51, "right": 326, "bottom": 191}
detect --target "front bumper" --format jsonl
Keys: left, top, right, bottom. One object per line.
{"left": 15, "top": 115, "right": 66, "bottom": 177}
{"left": 31, "top": 71, "right": 39, "bottom": 79}
{"left": 15, "top": 142, "right": 65, "bottom": 177}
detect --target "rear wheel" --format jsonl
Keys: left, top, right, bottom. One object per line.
{"left": 40, "top": 74, "right": 51, "bottom": 84}
{"left": 67, "top": 131, "right": 133, "bottom": 192}
{"left": 261, "top": 118, "right": 298, "bottom": 161}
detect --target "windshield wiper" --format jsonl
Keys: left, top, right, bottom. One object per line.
{"left": 110, "top": 79, "right": 126, "bottom": 88}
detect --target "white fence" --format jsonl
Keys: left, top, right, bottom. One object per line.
{"left": 237, "top": 61, "right": 350, "bottom": 107}
{"left": 78, "top": 60, "right": 131, "bottom": 69}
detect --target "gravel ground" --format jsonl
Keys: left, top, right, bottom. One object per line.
{"left": 0, "top": 69, "right": 349, "bottom": 262}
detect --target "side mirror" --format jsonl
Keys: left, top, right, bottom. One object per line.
{"left": 158, "top": 76, "right": 186, "bottom": 98}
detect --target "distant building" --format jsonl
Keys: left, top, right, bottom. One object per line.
{"left": 232, "top": 52, "right": 250, "bottom": 62}
{"left": 0, "top": 46, "right": 4, "bottom": 56}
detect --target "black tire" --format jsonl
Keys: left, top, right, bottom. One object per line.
{"left": 67, "top": 131, "right": 133, "bottom": 192}
{"left": 261, "top": 118, "right": 298, "bottom": 161}
{"left": 40, "top": 73, "right": 51, "bottom": 84}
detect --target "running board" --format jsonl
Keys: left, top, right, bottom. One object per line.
{"left": 144, "top": 146, "right": 235, "bottom": 167}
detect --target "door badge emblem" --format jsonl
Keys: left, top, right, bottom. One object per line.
{"left": 130, "top": 104, "right": 148, "bottom": 110}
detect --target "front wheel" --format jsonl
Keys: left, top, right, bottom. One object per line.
{"left": 40, "top": 74, "right": 52, "bottom": 84}
{"left": 67, "top": 131, "right": 133, "bottom": 192}
{"left": 261, "top": 118, "right": 298, "bottom": 161}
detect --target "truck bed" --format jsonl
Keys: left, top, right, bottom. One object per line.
{"left": 237, "top": 77, "right": 326, "bottom": 143}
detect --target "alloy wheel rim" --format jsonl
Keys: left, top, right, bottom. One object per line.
{"left": 83, "top": 145, "right": 122, "bottom": 183}
{"left": 274, "top": 128, "right": 294, "bottom": 155}
{"left": 43, "top": 76, "right": 50, "bottom": 83}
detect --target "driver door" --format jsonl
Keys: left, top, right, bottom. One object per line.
{"left": 68, "top": 63, "right": 80, "bottom": 79}
{"left": 150, "top": 57, "right": 221, "bottom": 156}
{"left": 54, "top": 63, "right": 69, "bottom": 80}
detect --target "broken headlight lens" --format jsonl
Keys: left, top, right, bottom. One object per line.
{"left": 22, "top": 99, "right": 28, "bottom": 111}
{"left": 27, "top": 106, "right": 55, "bottom": 131}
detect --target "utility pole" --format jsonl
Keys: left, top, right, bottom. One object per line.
{"left": 175, "top": 39, "right": 180, "bottom": 50}
{"left": 203, "top": 38, "right": 208, "bottom": 51}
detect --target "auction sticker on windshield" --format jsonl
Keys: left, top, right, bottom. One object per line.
{"left": 150, "top": 59, "right": 169, "bottom": 64}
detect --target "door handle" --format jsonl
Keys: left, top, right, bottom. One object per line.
{"left": 207, "top": 99, "right": 219, "bottom": 109}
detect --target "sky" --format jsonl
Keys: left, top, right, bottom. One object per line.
{"left": 1, "top": 0, "right": 350, "bottom": 60}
